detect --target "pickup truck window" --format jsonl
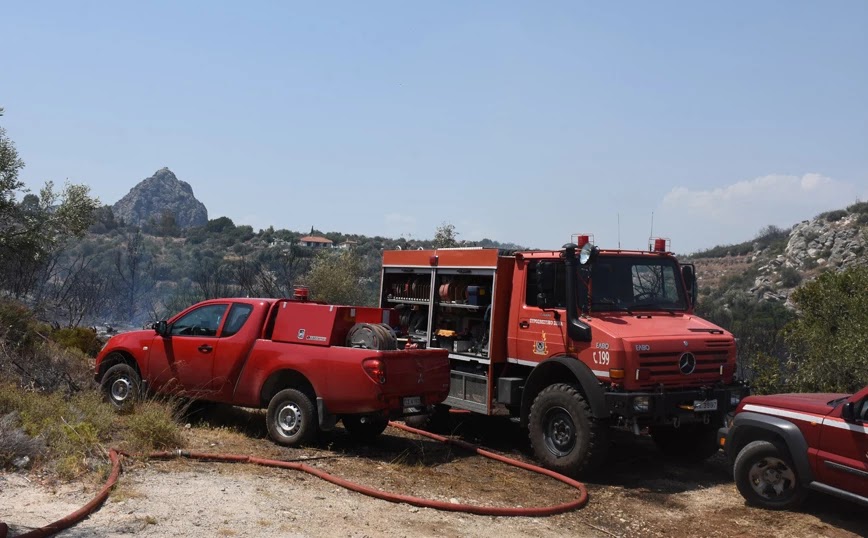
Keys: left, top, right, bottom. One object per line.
{"left": 858, "top": 399, "right": 868, "bottom": 422}
{"left": 222, "top": 304, "right": 254, "bottom": 337}
{"left": 171, "top": 304, "right": 227, "bottom": 337}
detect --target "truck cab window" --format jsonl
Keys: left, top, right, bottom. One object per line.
{"left": 525, "top": 261, "right": 567, "bottom": 307}
{"left": 222, "top": 304, "right": 254, "bottom": 337}
{"left": 170, "top": 304, "right": 227, "bottom": 337}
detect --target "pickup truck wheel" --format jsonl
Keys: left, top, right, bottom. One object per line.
{"left": 651, "top": 422, "right": 720, "bottom": 462}
{"left": 101, "top": 363, "right": 142, "bottom": 410}
{"left": 342, "top": 414, "right": 389, "bottom": 442}
{"left": 266, "top": 389, "right": 317, "bottom": 446}
{"left": 734, "top": 440, "right": 807, "bottom": 510}
{"left": 528, "top": 383, "right": 609, "bottom": 477}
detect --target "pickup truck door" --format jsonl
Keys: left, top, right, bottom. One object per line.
{"left": 148, "top": 303, "right": 229, "bottom": 396}
{"left": 816, "top": 387, "right": 868, "bottom": 498}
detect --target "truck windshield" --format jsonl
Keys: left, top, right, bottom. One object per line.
{"left": 580, "top": 256, "right": 688, "bottom": 313}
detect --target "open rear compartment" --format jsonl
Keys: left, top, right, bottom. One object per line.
{"left": 380, "top": 249, "right": 515, "bottom": 415}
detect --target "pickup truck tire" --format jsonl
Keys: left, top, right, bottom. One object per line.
{"left": 266, "top": 389, "right": 317, "bottom": 446}
{"left": 101, "top": 362, "right": 142, "bottom": 410}
{"left": 651, "top": 422, "right": 720, "bottom": 462}
{"left": 528, "top": 383, "right": 609, "bottom": 477}
{"left": 734, "top": 440, "right": 807, "bottom": 510}
{"left": 342, "top": 414, "right": 389, "bottom": 442}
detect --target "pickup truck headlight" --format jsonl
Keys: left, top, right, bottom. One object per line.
{"left": 632, "top": 396, "right": 650, "bottom": 413}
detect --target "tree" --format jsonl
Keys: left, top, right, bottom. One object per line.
{"left": 433, "top": 222, "right": 459, "bottom": 248}
{"left": 305, "top": 250, "right": 369, "bottom": 305}
{"left": 0, "top": 124, "right": 26, "bottom": 244}
{"left": 783, "top": 267, "right": 868, "bottom": 393}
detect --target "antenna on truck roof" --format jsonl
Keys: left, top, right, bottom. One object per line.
{"left": 649, "top": 211, "right": 654, "bottom": 243}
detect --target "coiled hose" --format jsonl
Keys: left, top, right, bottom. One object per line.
{"left": 0, "top": 421, "right": 588, "bottom": 537}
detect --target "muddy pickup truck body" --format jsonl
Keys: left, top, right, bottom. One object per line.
{"left": 95, "top": 297, "right": 451, "bottom": 445}
{"left": 718, "top": 385, "right": 868, "bottom": 510}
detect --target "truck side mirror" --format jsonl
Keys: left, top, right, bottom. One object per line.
{"left": 154, "top": 320, "right": 169, "bottom": 336}
{"left": 841, "top": 401, "right": 856, "bottom": 422}
{"left": 535, "top": 262, "right": 556, "bottom": 308}
{"left": 681, "top": 264, "right": 698, "bottom": 307}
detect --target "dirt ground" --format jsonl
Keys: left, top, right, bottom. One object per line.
{"left": 1, "top": 407, "right": 865, "bottom": 538}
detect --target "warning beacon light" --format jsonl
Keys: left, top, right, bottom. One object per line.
{"left": 571, "top": 233, "right": 594, "bottom": 248}
{"left": 649, "top": 238, "right": 670, "bottom": 253}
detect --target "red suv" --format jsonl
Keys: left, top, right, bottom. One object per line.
{"left": 718, "top": 385, "right": 868, "bottom": 510}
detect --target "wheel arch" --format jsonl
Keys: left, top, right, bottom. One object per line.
{"left": 728, "top": 412, "right": 813, "bottom": 484}
{"left": 519, "top": 356, "right": 608, "bottom": 427}
{"left": 97, "top": 350, "right": 141, "bottom": 382}
{"left": 260, "top": 369, "right": 317, "bottom": 407}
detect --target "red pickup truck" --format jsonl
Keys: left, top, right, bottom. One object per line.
{"left": 94, "top": 297, "right": 451, "bottom": 445}
{"left": 718, "top": 385, "right": 868, "bottom": 510}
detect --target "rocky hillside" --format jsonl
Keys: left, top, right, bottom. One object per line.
{"left": 688, "top": 202, "right": 868, "bottom": 306}
{"left": 112, "top": 168, "right": 208, "bottom": 229}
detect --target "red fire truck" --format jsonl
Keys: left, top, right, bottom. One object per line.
{"left": 380, "top": 237, "right": 749, "bottom": 476}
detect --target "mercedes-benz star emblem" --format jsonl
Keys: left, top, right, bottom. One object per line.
{"left": 679, "top": 352, "right": 696, "bottom": 375}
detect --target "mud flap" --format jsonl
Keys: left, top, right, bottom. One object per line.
{"left": 317, "top": 397, "right": 337, "bottom": 431}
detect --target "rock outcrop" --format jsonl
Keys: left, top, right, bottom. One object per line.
{"left": 751, "top": 212, "right": 867, "bottom": 305}
{"left": 112, "top": 168, "right": 208, "bottom": 229}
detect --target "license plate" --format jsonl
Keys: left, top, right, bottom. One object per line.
{"left": 403, "top": 396, "right": 422, "bottom": 408}
{"left": 694, "top": 399, "right": 718, "bottom": 412}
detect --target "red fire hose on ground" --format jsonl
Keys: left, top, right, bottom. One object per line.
{"left": 0, "top": 421, "right": 589, "bottom": 537}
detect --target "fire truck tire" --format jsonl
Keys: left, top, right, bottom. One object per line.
{"left": 101, "top": 362, "right": 142, "bottom": 410}
{"left": 267, "top": 388, "right": 317, "bottom": 446}
{"left": 650, "top": 422, "right": 719, "bottom": 462}
{"left": 342, "top": 414, "right": 389, "bottom": 442}
{"left": 733, "top": 440, "right": 807, "bottom": 510}
{"left": 528, "top": 383, "right": 609, "bottom": 477}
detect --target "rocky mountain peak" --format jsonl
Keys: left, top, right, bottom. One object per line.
{"left": 112, "top": 168, "right": 208, "bottom": 229}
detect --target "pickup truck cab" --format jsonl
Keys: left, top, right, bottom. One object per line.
{"left": 95, "top": 297, "right": 451, "bottom": 445}
{"left": 718, "top": 385, "right": 868, "bottom": 510}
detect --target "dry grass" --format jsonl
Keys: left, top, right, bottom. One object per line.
{"left": 0, "top": 382, "right": 187, "bottom": 479}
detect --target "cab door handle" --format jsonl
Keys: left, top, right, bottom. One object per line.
{"left": 519, "top": 321, "right": 529, "bottom": 329}
{"left": 198, "top": 345, "right": 213, "bottom": 353}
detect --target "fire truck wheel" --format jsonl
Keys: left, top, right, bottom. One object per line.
{"left": 101, "top": 362, "right": 142, "bottom": 411}
{"left": 650, "top": 422, "right": 719, "bottom": 462}
{"left": 267, "top": 388, "right": 317, "bottom": 446}
{"left": 342, "top": 414, "right": 389, "bottom": 442}
{"left": 528, "top": 383, "right": 609, "bottom": 476}
{"left": 733, "top": 440, "right": 807, "bottom": 510}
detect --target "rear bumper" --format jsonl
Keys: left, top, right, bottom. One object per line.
{"left": 604, "top": 383, "right": 750, "bottom": 425}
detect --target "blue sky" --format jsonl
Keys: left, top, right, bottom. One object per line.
{"left": 2, "top": 1, "right": 866, "bottom": 253}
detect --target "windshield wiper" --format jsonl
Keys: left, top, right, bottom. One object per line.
{"left": 593, "top": 299, "right": 633, "bottom": 315}
{"left": 632, "top": 302, "right": 680, "bottom": 314}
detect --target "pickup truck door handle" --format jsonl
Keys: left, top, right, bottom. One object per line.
{"left": 519, "top": 321, "right": 529, "bottom": 329}
{"left": 198, "top": 345, "right": 213, "bottom": 353}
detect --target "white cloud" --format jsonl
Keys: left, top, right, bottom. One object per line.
{"left": 660, "top": 173, "right": 861, "bottom": 252}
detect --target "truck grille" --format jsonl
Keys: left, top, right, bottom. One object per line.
{"left": 635, "top": 339, "right": 733, "bottom": 387}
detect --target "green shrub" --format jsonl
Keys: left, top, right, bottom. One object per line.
{"left": 122, "top": 400, "right": 185, "bottom": 452}
{"left": 784, "top": 266, "right": 868, "bottom": 393}
{"left": 0, "top": 385, "right": 114, "bottom": 478}
{"left": 51, "top": 327, "right": 103, "bottom": 356}
{"left": 818, "top": 209, "right": 847, "bottom": 222}
{"left": 779, "top": 266, "right": 802, "bottom": 288}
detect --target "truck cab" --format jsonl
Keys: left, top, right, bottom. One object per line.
{"left": 380, "top": 237, "right": 749, "bottom": 476}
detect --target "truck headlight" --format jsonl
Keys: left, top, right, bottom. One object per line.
{"left": 633, "top": 396, "right": 650, "bottom": 413}
{"left": 730, "top": 394, "right": 741, "bottom": 407}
